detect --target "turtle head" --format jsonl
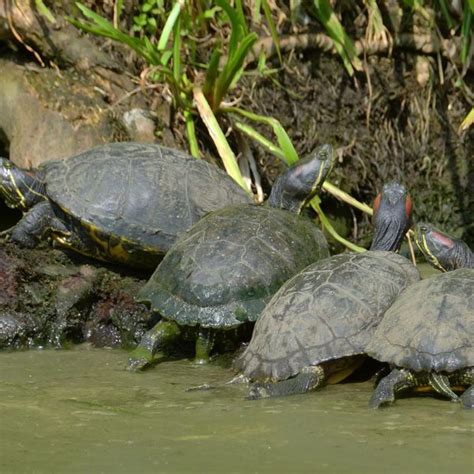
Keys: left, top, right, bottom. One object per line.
{"left": 414, "top": 222, "right": 474, "bottom": 271}
{"left": 370, "top": 181, "right": 412, "bottom": 252}
{"left": 267, "top": 144, "right": 334, "bottom": 213}
{"left": 0, "top": 157, "right": 46, "bottom": 211}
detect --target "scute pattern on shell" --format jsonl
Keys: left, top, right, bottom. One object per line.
{"left": 43, "top": 142, "right": 251, "bottom": 251}
{"left": 235, "top": 251, "right": 420, "bottom": 382}
{"left": 138, "top": 205, "right": 329, "bottom": 328}
{"left": 366, "top": 268, "right": 474, "bottom": 373}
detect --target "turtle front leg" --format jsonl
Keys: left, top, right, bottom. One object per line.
{"left": 247, "top": 365, "right": 326, "bottom": 400}
{"left": 369, "top": 368, "right": 416, "bottom": 408}
{"left": 194, "top": 327, "right": 215, "bottom": 365}
{"left": 127, "top": 320, "right": 182, "bottom": 371}
{"left": 11, "top": 201, "right": 68, "bottom": 248}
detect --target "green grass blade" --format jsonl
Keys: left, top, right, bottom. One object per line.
{"left": 234, "top": 0, "right": 249, "bottom": 36}
{"left": 216, "top": 0, "right": 245, "bottom": 58}
{"left": 70, "top": 3, "right": 162, "bottom": 65}
{"left": 203, "top": 47, "right": 222, "bottom": 99}
{"left": 172, "top": 12, "right": 181, "bottom": 84}
{"left": 312, "top": 0, "right": 362, "bottom": 75}
{"left": 194, "top": 88, "right": 252, "bottom": 193}
{"left": 262, "top": 0, "right": 282, "bottom": 64}
{"left": 311, "top": 198, "right": 367, "bottom": 252}
{"left": 184, "top": 110, "right": 201, "bottom": 158}
{"left": 460, "top": 6, "right": 472, "bottom": 65}
{"left": 157, "top": 1, "right": 182, "bottom": 51}
{"left": 233, "top": 120, "right": 287, "bottom": 160}
{"left": 222, "top": 107, "right": 299, "bottom": 164}
{"left": 435, "top": 0, "right": 455, "bottom": 28}
{"left": 322, "top": 182, "right": 373, "bottom": 215}
{"left": 252, "top": 0, "right": 262, "bottom": 24}
{"left": 213, "top": 33, "right": 258, "bottom": 109}
{"left": 35, "top": 0, "right": 56, "bottom": 23}
{"left": 459, "top": 107, "right": 474, "bottom": 132}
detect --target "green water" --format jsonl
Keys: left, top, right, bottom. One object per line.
{"left": 1, "top": 347, "right": 472, "bottom": 473}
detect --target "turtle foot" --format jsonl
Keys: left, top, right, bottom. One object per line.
{"left": 246, "top": 382, "right": 272, "bottom": 400}
{"left": 127, "top": 347, "right": 155, "bottom": 372}
{"left": 369, "top": 368, "right": 415, "bottom": 409}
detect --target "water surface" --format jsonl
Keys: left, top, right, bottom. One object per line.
{"left": 1, "top": 347, "right": 472, "bottom": 473}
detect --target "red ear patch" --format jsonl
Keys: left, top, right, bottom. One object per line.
{"left": 431, "top": 231, "right": 454, "bottom": 249}
{"left": 373, "top": 193, "right": 381, "bottom": 214}
{"left": 405, "top": 194, "right": 413, "bottom": 219}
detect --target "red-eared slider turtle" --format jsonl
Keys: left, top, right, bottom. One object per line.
{"left": 367, "top": 225, "right": 473, "bottom": 408}
{"left": 0, "top": 142, "right": 252, "bottom": 268}
{"left": 128, "top": 144, "right": 334, "bottom": 369}
{"left": 233, "top": 182, "right": 419, "bottom": 400}
{"left": 414, "top": 222, "right": 473, "bottom": 271}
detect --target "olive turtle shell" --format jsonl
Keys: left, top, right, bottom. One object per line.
{"left": 366, "top": 268, "right": 474, "bottom": 373}
{"left": 42, "top": 142, "right": 252, "bottom": 253}
{"left": 235, "top": 251, "right": 420, "bottom": 381}
{"left": 138, "top": 204, "right": 329, "bottom": 329}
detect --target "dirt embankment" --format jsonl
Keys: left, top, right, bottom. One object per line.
{"left": 0, "top": 2, "right": 471, "bottom": 246}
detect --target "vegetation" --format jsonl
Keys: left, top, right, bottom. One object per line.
{"left": 68, "top": 1, "right": 473, "bottom": 251}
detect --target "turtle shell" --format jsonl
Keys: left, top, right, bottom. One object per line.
{"left": 42, "top": 142, "right": 252, "bottom": 255}
{"left": 235, "top": 251, "right": 420, "bottom": 382}
{"left": 137, "top": 204, "right": 329, "bottom": 329}
{"left": 366, "top": 268, "right": 474, "bottom": 373}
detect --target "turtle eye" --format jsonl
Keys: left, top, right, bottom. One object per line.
{"left": 420, "top": 225, "right": 427, "bottom": 232}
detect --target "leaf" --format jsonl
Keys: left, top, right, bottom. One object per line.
{"left": 157, "top": 1, "right": 182, "bottom": 51}
{"left": 213, "top": 32, "right": 258, "bottom": 109}
{"left": 262, "top": 0, "right": 282, "bottom": 64}
{"left": 193, "top": 88, "right": 251, "bottom": 193}
{"left": 312, "top": 0, "right": 362, "bottom": 75}
{"left": 223, "top": 107, "right": 298, "bottom": 164}
{"left": 459, "top": 107, "right": 474, "bottom": 132}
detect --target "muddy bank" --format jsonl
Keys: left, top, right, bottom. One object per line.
{"left": 0, "top": 240, "right": 152, "bottom": 350}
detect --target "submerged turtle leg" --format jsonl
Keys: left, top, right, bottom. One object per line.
{"left": 11, "top": 201, "right": 68, "bottom": 248}
{"left": 127, "top": 320, "right": 182, "bottom": 371}
{"left": 427, "top": 373, "right": 459, "bottom": 401}
{"left": 247, "top": 365, "right": 326, "bottom": 400}
{"left": 369, "top": 368, "right": 416, "bottom": 408}
{"left": 460, "top": 386, "right": 473, "bottom": 409}
{"left": 194, "top": 328, "right": 215, "bottom": 365}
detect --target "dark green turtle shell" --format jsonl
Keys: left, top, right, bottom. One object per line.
{"left": 366, "top": 268, "right": 474, "bottom": 373}
{"left": 137, "top": 204, "right": 330, "bottom": 329}
{"left": 42, "top": 142, "right": 252, "bottom": 255}
{"left": 234, "top": 251, "right": 420, "bottom": 382}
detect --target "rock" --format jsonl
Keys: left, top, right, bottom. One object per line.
{"left": 0, "top": 60, "right": 114, "bottom": 168}
{"left": 122, "top": 109, "right": 156, "bottom": 143}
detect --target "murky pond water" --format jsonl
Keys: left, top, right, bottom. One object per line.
{"left": 1, "top": 346, "right": 472, "bottom": 473}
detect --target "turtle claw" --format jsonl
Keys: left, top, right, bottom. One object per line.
{"left": 127, "top": 357, "right": 151, "bottom": 372}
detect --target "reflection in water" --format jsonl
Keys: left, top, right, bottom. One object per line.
{"left": 0, "top": 346, "right": 471, "bottom": 473}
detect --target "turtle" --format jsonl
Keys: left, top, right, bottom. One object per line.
{"left": 367, "top": 225, "right": 473, "bottom": 408}
{"left": 0, "top": 142, "right": 252, "bottom": 269}
{"left": 128, "top": 144, "right": 334, "bottom": 370}
{"left": 232, "top": 182, "right": 419, "bottom": 400}
{"left": 414, "top": 222, "right": 473, "bottom": 271}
